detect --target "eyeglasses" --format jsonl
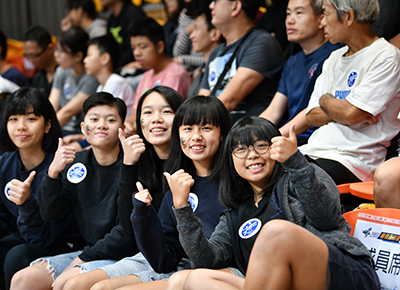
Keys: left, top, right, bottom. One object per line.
{"left": 23, "top": 46, "right": 47, "bottom": 60}
{"left": 231, "top": 140, "right": 270, "bottom": 159}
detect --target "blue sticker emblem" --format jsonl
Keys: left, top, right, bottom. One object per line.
{"left": 188, "top": 193, "right": 198, "bottom": 212}
{"left": 210, "top": 70, "right": 216, "bottom": 83}
{"left": 67, "top": 163, "right": 87, "bottom": 184}
{"left": 4, "top": 181, "right": 12, "bottom": 200}
{"left": 347, "top": 71, "right": 358, "bottom": 87}
{"left": 238, "top": 218, "right": 262, "bottom": 239}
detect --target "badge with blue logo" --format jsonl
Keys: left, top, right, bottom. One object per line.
{"left": 67, "top": 163, "right": 87, "bottom": 184}
{"left": 210, "top": 70, "right": 216, "bottom": 83}
{"left": 188, "top": 193, "right": 198, "bottom": 212}
{"left": 238, "top": 218, "right": 262, "bottom": 239}
{"left": 4, "top": 181, "right": 12, "bottom": 200}
{"left": 347, "top": 71, "right": 358, "bottom": 87}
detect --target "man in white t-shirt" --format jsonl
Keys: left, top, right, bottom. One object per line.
{"left": 299, "top": 0, "right": 400, "bottom": 185}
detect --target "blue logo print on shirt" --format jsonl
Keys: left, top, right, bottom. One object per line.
{"left": 347, "top": 71, "right": 358, "bottom": 87}
{"left": 238, "top": 218, "right": 262, "bottom": 239}
{"left": 210, "top": 71, "right": 216, "bottom": 83}
{"left": 67, "top": 163, "right": 87, "bottom": 184}
{"left": 188, "top": 193, "right": 198, "bottom": 212}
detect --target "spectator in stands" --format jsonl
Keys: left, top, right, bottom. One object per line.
{"left": 102, "top": 0, "right": 146, "bottom": 70}
{"left": 199, "top": 0, "right": 284, "bottom": 123}
{"left": 164, "top": 0, "right": 185, "bottom": 58}
{"left": 299, "top": 0, "right": 400, "bottom": 185}
{"left": 187, "top": 6, "right": 223, "bottom": 98}
{"left": 259, "top": 0, "right": 342, "bottom": 146}
{"left": 372, "top": 0, "right": 400, "bottom": 49}
{"left": 124, "top": 17, "right": 191, "bottom": 135}
{"left": 49, "top": 28, "right": 98, "bottom": 138}
{"left": 373, "top": 157, "right": 400, "bottom": 209}
{"left": 62, "top": 0, "right": 107, "bottom": 39}
{"left": 23, "top": 26, "right": 58, "bottom": 97}
{"left": 10, "top": 92, "right": 137, "bottom": 290}
{"left": 0, "top": 30, "right": 29, "bottom": 88}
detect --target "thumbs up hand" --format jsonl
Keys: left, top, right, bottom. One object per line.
{"left": 48, "top": 138, "right": 76, "bottom": 178}
{"left": 270, "top": 124, "right": 298, "bottom": 163}
{"left": 134, "top": 182, "right": 152, "bottom": 206}
{"left": 8, "top": 171, "right": 36, "bottom": 205}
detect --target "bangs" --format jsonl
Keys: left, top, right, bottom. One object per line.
{"left": 226, "top": 117, "right": 281, "bottom": 148}
{"left": 178, "top": 98, "right": 224, "bottom": 127}
{"left": 7, "top": 96, "right": 42, "bottom": 117}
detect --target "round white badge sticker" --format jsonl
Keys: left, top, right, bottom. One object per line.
{"left": 238, "top": 218, "right": 262, "bottom": 239}
{"left": 67, "top": 163, "right": 87, "bottom": 184}
{"left": 4, "top": 181, "right": 12, "bottom": 200}
{"left": 188, "top": 193, "right": 198, "bottom": 212}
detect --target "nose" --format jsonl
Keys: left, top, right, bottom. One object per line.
{"left": 286, "top": 13, "right": 294, "bottom": 25}
{"left": 133, "top": 47, "right": 140, "bottom": 58}
{"left": 152, "top": 111, "right": 163, "bottom": 123}
{"left": 321, "top": 15, "right": 327, "bottom": 27}
{"left": 17, "top": 119, "right": 27, "bottom": 131}
{"left": 191, "top": 128, "right": 203, "bottom": 141}
{"left": 209, "top": 0, "right": 215, "bottom": 9}
{"left": 247, "top": 145, "right": 260, "bottom": 159}
{"left": 97, "top": 118, "right": 108, "bottom": 129}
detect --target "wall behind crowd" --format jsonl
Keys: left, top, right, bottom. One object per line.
{"left": 0, "top": 0, "right": 67, "bottom": 40}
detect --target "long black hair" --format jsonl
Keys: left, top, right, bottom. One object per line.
{"left": 164, "top": 95, "right": 231, "bottom": 189}
{"left": 136, "top": 86, "right": 184, "bottom": 191}
{"left": 0, "top": 88, "right": 62, "bottom": 152}
{"left": 218, "top": 116, "right": 284, "bottom": 209}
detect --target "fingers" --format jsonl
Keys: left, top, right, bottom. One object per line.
{"left": 24, "top": 171, "right": 36, "bottom": 185}
{"left": 58, "top": 138, "right": 63, "bottom": 150}
{"left": 270, "top": 125, "right": 298, "bottom": 163}
{"left": 118, "top": 128, "right": 126, "bottom": 143}
{"left": 136, "top": 181, "right": 144, "bottom": 192}
{"left": 288, "top": 124, "right": 296, "bottom": 141}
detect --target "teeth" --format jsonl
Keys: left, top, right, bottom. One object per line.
{"left": 191, "top": 146, "right": 205, "bottom": 150}
{"left": 151, "top": 128, "right": 165, "bottom": 132}
{"left": 248, "top": 164, "right": 262, "bottom": 169}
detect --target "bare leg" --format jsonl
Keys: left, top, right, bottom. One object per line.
{"left": 374, "top": 158, "right": 400, "bottom": 209}
{"left": 91, "top": 275, "right": 142, "bottom": 290}
{"left": 165, "top": 270, "right": 192, "bottom": 290}
{"left": 184, "top": 269, "right": 243, "bottom": 290}
{"left": 243, "top": 220, "right": 329, "bottom": 290}
{"left": 63, "top": 269, "right": 109, "bottom": 290}
{"left": 10, "top": 262, "right": 54, "bottom": 290}
{"left": 53, "top": 267, "right": 81, "bottom": 290}
{"left": 116, "top": 280, "right": 167, "bottom": 290}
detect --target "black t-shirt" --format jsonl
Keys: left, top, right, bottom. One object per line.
{"left": 108, "top": 3, "right": 146, "bottom": 68}
{"left": 31, "top": 69, "right": 53, "bottom": 98}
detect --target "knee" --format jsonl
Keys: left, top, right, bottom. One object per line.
{"left": 257, "top": 220, "right": 294, "bottom": 245}
{"left": 10, "top": 267, "right": 40, "bottom": 289}
{"left": 63, "top": 275, "right": 82, "bottom": 290}
{"left": 90, "top": 280, "right": 112, "bottom": 290}
{"left": 166, "top": 271, "right": 189, "bottom": 290}
{"left": 374, "top": 158, "right": 400, "bottom": 208}
{"left": 184, "top": 269, "right": 212, "bottom": 290}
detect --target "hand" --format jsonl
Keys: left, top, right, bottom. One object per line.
{"left": 48, "top": 138, "right": 76, "bottom": 178}
{"left": 63, "top": 134, "right": 85, "bottom": 145}
{"left": 119, "top": 128, "right": 145, "bottom": 165}
{"left": 365, "top": 113, "right": 380, "bottom": 125}
{"left": 270, "top": 124, "right": 298, "bottom": 163}
{"left": 134, "top": 182, "right": 152, "bottom": 206}
{"left": 60, "top": 16, "right": 72, "bottom": 32}
{"left": 7, "top": 171, "right": 36, "bottom": 205}
{"left": 164, "top": 170, "right": 194, "bottom": 209}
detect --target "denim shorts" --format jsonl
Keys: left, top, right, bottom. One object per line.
{"left": 100, "top": 252, "right": 191, "bottom": 282}
{"left": 30, "top": 251, "right": 117, "bottom": 282}
{"left": 327, "top": 243, "right": 380, "bottom": 290}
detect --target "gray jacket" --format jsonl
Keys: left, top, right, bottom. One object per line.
{"left": 173, "top": 150, "right": 371, "bottom": 270}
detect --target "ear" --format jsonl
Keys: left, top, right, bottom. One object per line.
{"left": 74, "top": 51, "right": 84, "bottom": 63}
{"left": 80, "top": 122, "right": 85, "bottom": 135}
{"left": 156, "top": 40, "right": 165, "bottom": 55}
{"left": 44, "top": 120, "right": 51, "bottom": 134}
{"left": 342, "top": 9, "right": 355, "bottom": 27}
{"left": 210, "top": 28, "right": 222, "bottom": 42}
{"left": 231, "top": 0, "right": 242, "bottom": 18}
{"left": 120, "top": 123, "right": 126, "bottom": 131}
{"left": 100, "top": 52, "right": 111, "bottom": 66}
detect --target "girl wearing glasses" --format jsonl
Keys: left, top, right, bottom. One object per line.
{"left": 166, "top": 116, "right": 379, "bottom": 290}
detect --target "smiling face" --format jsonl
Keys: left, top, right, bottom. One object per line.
{"left": 7, "top": 106, "right": 51, "bottom": 153}
{"left": 190, "top": 14, "right": 214, "bottom": 54}
{"left": 232, "top": 140, "right": 276, "bottom": 194}
{"left": 81, "top": 104, "right": 122, "bottom": 148}
{"left": 286, "top": 0, "right": 324, "bottom": 44}
{"left": 140, "top": 92, "right": 175, "bottom": 152}
{"left": 179, "top": 123, "right": 221, "bottom": 175}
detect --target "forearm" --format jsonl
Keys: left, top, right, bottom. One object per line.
{"left": 319, "top": 94, "right": 372, "bottom": 126}
{"left": 306, "top": 106, "right": 333, "bottom": 127}
{"left": 280, "top": 108, "right": 310, "bottom": 137}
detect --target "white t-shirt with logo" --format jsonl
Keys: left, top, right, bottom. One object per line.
{"left": 300, "top": 38, "right": 400, "bottom": 181}
{"left": 97, "top": 73, "right": 135, "bottom": 118}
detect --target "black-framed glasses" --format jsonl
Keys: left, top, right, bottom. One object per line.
{"left": 23, "top": 46, "right": 47, "bottom": 60}
{"left": 231, "top": 140, "right": 270, "bottom": 159}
